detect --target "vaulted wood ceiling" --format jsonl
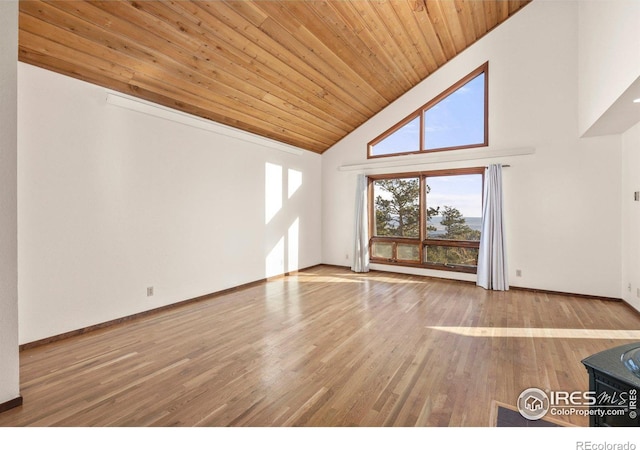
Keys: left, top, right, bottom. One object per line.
{"left": 19, "top": 0, "right": 531, "bottom": 154}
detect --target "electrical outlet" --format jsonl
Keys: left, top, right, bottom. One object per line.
{"left": 346, "top": 253, "right": 349, "bottom": 260}
{"left": 516, "top": 269, "right": 522, "bottom": 277}
{"left": 629, "top": 283, "right": 633, "bottom": 292}
{"left": 147, "top": 286, "right": 154, "bottom": 297}
{"left": 637, "top": 288, "right": 640, "bottom": 299}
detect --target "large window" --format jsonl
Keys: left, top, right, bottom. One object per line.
{"left": 368, "top": 63, "right": 488, "bottom": 158}
{"left": 369, "top": 168, "right": 484, "bottom": 273}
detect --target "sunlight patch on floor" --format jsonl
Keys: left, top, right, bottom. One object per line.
{"left": 428, "top": 326, "right": 640, "bottom": 339}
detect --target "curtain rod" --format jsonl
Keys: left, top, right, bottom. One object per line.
{"left": 339, "top": 147, "right": 534, "bottom": 172}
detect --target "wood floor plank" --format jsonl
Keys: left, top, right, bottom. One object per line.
{"left": 2, "top": 265, "right": 640, "bottom": 427}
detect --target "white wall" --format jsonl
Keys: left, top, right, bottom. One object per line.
{"left": 578, "top": 0, "right": 640, "bottom": 136}
{"left": 322, "top": 0, "right": 623, "bottom": 297}
{"left": 622, "top": 121, "right": 640, "bottom": 311}
{"left": 0, "top": 1, "right": 20, "bottom": 405}
{"left": 18, "top": 63, "right": 322, "bottom": 344}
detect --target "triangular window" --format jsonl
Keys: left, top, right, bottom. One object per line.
{"left": 369, "top": 62, "right": 488, "bottom": 158}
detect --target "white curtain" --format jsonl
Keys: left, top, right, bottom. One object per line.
{"left": 477, "top": 164, "right": 508, "bottom": 290}
{"left": 351, "top": 173, "right": 369, "bottom": 273}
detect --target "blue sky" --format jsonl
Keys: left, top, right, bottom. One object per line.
{"left": 426, "top": 174, "right": 483, "bottom": 218}
{"left": 372, "top": 72, "right": 485, "bottom": 156}
{"left": 424, "top": 73, "right": 485, "bottom": 150}
{"left": 372, "top": 116, "right": 420, "bottom": 156}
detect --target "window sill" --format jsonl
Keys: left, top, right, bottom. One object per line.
{"left": 370, "top": 259, "right": 477, "bottom": 275}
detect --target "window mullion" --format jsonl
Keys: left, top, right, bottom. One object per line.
{"left": 419, "top": 110, "right": 425, "bottom": 152}
{"left": 419, "top": 176, "right": 426, "bottom": 239}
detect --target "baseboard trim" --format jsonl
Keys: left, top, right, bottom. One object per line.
{"left": 0, "top": 396, "right": 23, "bottom": 414}
{"left": 509, "top": 285, "right": 622, "bottom": 303}
{"left": 320, "top": 264, "right": 624, "bottom": 302}
{"left": 315, "top": 263, "right": 351, "bottom": 270}
{"left": 20, "top": 264, "right": 320, "bottom": 351}
{"left": 318, "top": 264, "right": 622, "bottom": 296}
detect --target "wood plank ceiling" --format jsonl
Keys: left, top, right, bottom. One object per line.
{"left": 19, "top": 0, "right": 531, "bottom": 154}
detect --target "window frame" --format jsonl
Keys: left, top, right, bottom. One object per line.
{"left": 367, "top": 62, "right": 489, "bottom": 159}
{"left": 368, "top": 167, "right": 485, "bottom": 274}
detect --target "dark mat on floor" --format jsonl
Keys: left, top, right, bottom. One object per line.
{"left": 496, "top": 405, "right": 562, "bottom": 427}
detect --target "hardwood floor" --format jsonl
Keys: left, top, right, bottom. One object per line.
{"left": 2, "top": 265, "right": 640, "bottom": 427}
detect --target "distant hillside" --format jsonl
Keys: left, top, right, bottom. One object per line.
{"left": 428, "top": 216, "right": 482, "bottom": 236}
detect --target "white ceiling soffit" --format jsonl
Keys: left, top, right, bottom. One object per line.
{"left": 582, "top": 75, "right": 640, "bottom": 138}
